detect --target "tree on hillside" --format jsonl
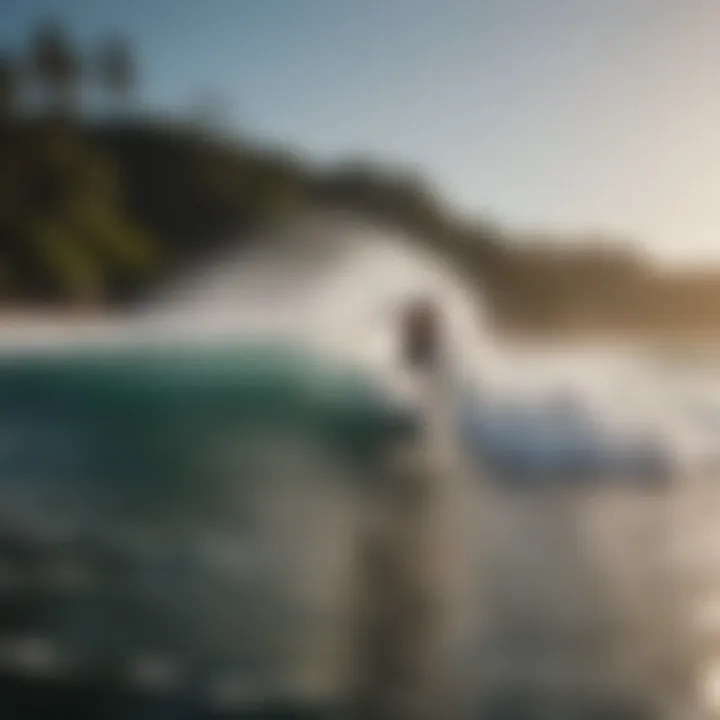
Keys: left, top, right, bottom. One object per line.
{"left": 0, "top": 55, "right": 18, "bottom": 119}
{"left": 29, "top": 22, "right": 81, "bottom": 116}
{"left": 97, "top": 36, "right": 134, "bottom": 110}
{"left": 0, "top": 125, "right": 157, "bottom": 305}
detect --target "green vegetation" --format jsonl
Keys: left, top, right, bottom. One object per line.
{"left": 0, "top": 121, "right": 157, "bottom": 305}
{"left": 0, "top": 23, "right": 154, "bottom": 305}
{"left": 1, "top": 22, "right": 720, "bottom": 339}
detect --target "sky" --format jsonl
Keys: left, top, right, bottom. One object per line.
{"left": 2, "top": 0, "right": 720, "bottom": 264}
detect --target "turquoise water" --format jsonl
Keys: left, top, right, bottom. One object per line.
{"left": 0, "top": 340, "right": 418, "bottom": 711}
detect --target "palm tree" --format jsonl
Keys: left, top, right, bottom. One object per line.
{"left": 97, "top": 36, "right": 134, "bottom": 111}
{"left": 30, "top": 22, "right": 81, "bottom": 117}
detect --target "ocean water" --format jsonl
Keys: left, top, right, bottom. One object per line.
{"left": 1, "top": 294, "right": 720, "bottom": 717}
{"left": 0, "top": 340, "right": 718, "bottom": 717}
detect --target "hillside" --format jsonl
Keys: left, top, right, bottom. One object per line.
{"left": 3, "top": 115, "right": 720, "bottom": 340}
{"left": 3, "top": 20, "right": 720, "bottom": 340}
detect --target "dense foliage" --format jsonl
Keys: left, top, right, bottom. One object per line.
{"left": 1, "top": 22, "right": 719, "bottom": 339}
